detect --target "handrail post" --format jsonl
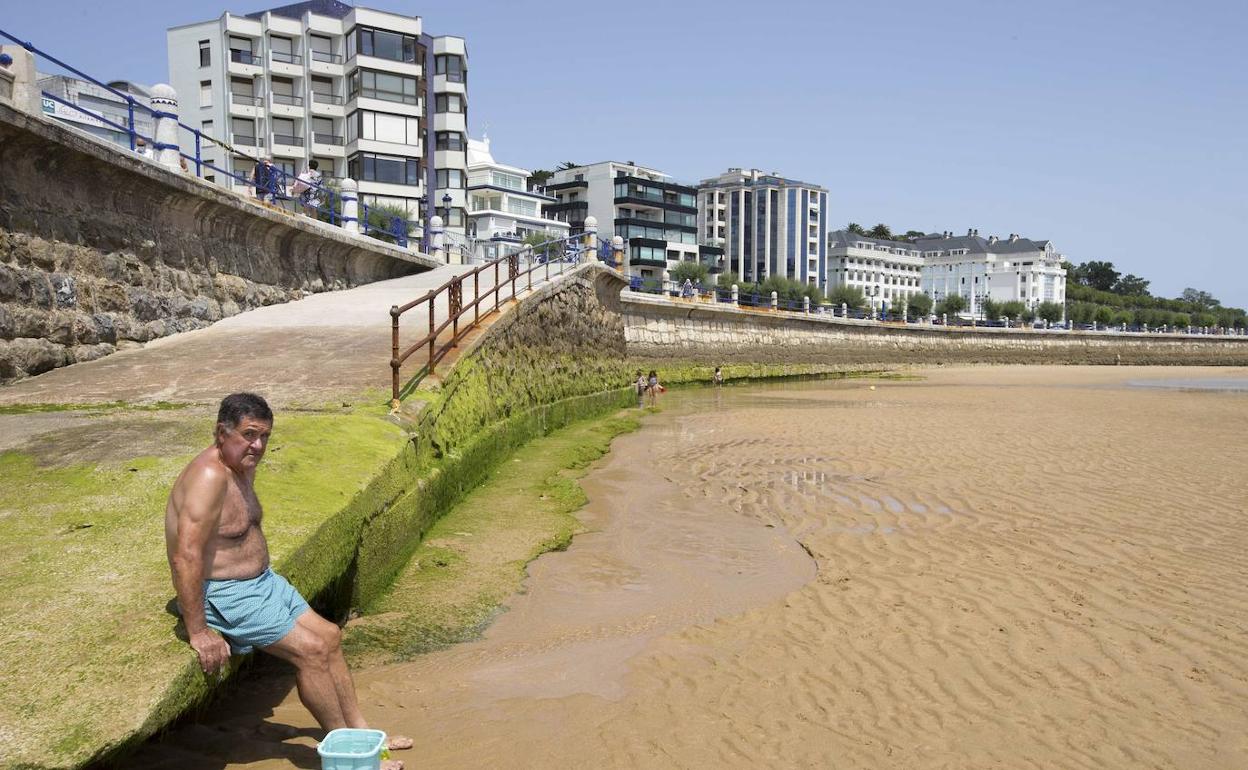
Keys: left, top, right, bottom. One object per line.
{"left": 390, "top": 305, "right": 401, "bottom": 408}
{"left": 494, "top": 260, "right": 500, "bottom": 312}
{"left": 127, "top": 98, "right": 136, "bottom": 151}
{"left": 428, "top": 297, "right": 435, "bottom": 372}
{"left": 194, "top": 132, "right": 202, "bottom": 177}
{"left": 473, "top": 270, "right": 479, "bottom": 324}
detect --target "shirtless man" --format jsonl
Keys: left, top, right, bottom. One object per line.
{"left": 165, "top": 393, "right": 409, "bottom": 768}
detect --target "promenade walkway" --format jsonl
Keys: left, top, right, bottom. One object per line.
{"left": 0, "top": 262, "right": 491, "bottom": 414}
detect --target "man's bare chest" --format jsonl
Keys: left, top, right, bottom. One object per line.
{"left": 217, "top": 480, "right": 263, "bottom": 540}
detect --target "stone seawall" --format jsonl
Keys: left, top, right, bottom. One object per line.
{"left": 622, "top": 293, "right": 1248, "bottom": 367}
{"left": 0, "top": 103, "right": 436, "bottom": 384}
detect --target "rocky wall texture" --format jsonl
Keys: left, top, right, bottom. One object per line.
{"left": 0, "top": 103, "right": 434, "bottom": 384}
{"left": 622, "top": 294, "right": 1248, "bottom": 367}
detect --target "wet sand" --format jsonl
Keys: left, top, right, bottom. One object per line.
{"left": 129, "top": 365, "right": 1248, "bottom": 769}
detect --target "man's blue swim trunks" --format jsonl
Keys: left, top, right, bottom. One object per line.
{"left": 200, "top": 568, "right": 309, "bottom": 655}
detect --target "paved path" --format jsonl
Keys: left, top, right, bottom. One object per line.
{"left": 0, "top": 262, "right": 524, "bottom": 409}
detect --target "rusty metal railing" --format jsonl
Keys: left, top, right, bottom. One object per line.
{"left": 389, "top": 231, "right": 601, "bottom": 406}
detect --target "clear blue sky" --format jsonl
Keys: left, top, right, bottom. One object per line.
{"left": 5, "top": 0, "right": 1246, "bottom": 307}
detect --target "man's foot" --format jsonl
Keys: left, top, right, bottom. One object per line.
{"left": 388, "top": 735, "right": 413, "bottom": 750}
{"left": 381, "top": 760, "right": 403, "bottom": 770}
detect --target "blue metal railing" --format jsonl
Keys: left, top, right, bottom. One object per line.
{"left": 0, "top": 27, "right": 433, "bottom": 250}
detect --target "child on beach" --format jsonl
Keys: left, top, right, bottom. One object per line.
{"left": 646, "top": 370, "right": 661, "bottom": 407}
{"left": 713, "top": 366, "right": 723, "bottom": 387}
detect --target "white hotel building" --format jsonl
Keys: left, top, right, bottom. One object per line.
{"left": 827, "top": 228, "right": 1067, "bottom": 317}
{"left": 914, "top": 230, "right": 1067, "bottom": 317}
{"left": 167, "top": 0, "right": 469, "bottom": 237}
{"left": 826, "top": 230, "right": 924, "bottom": 313}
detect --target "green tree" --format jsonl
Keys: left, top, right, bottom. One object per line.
{"left": 526, "top": 169, "right": 554, "bottom": 190}
{"left": 1021, "top": 307, "right": 1037, "bottom": 324}
{"left": 1093, "top": 305, "right": 1115, "bottom": 325}
{"left": 1113, "top": 274, "right": 1151, "bottom": 296}
{"left": 1000, "top": 300, "right": 1027, "bottom": 321}
{"left": 868, "top": 223, "right": 893, "bottom": 240}
{"left": 1110, "top": 310, "right": 1133, "bottom": 327}
{"left": 1037, "top": 302, "right": 1064, "bottom": 324}
{"left": 936, "top": 294, "right": 967, "bottom": 317}
{"left": 846, "top": 222, "right": 867, "bottom": 236}
{"left": 363, "top": 202, "right": 413, "bottom": 245}
{"left": 1172, "top": 312, "right": 1191, "bottom": 328}
{"left": 717, "top": 270, "right": 740, "bottom": 290}
{"left": 907, "top": 292, "right": 933, "bottom": 319}
{"left": 670, "top": 260, "right": 710, "bottom": 287}
{"left": 981, "top": 297, "right": 1002, "bottom": 320}
{"left": 1193, "top": 312, "right": 1217, "bottom": 327}
{"left": 1180, "top": 288, "right": 1218, "bottom": 310}
{"left": 827, "top": 285, "right": 866, "bottom": 310}
{"left": 556, "top": 161, "right": 580, "bottom": 171}
{"left": 902, "top": 230, "right": 926, "bottom": 242}
{"left": 1079, "top": 261, "right": 1121, "bottom": 292}
{"left": 522, "top": 230, "right": 565, "bottom": 261}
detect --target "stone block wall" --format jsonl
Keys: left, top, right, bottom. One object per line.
{"left": 0, "top": 103, "right": 435, "bottom": 383}
{"left": 622, "top": 294, "right": 1248, "bottom": 367}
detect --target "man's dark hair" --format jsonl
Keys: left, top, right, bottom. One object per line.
{"left": 217, "top": 393, "right": 273, "bottom": 429}
{"left": 308, "top": 159, "right": 319, "bottom": 170}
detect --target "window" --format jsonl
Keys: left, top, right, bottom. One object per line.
{"left": 436, "top": 169, "right": 464, "bottom": 189}
{"left": 435, "top": 132, "right": 464, "bottom": 151}
{"left": 350, "top": 69, "right": 418, "bottom": 105}
{"left": 199, "top": 80, "right": 212, "bottom": 108}
{"left": 351, "top": 26, "right": 417, "bottom": 63}
{"left": 348, "top": 152, "right": 420, "bottom": 186}
{"left": 310, "top": 34, "right": 334, "bottom": 62}
{"left": 507, "top": 198, "right": 537, "bottom": 217}
{"left": 491, "top": 171, "right": 522, "bottom": 190}
{"left": 353, "top": 110, "right": 420, "bottom": 144}
{"left": 435, "top": 94, "right": 464, "bottom": 113}
{"left": 434, "top": 54, "right": 465, "bottom": 82}
{"left": 201, "top": 119, "right": 213, "bottom": 136}
{"left": 269, "top": 36, "right": 297, "bottom": 63}
{"left": 199, "top": 40, "right": 211, "bottom": 67}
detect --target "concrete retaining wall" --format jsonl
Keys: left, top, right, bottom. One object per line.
{"left": 0, "top": 103, "right": 438, "bottom": 383}
{"left": 622, "top": 293, "right": 1248, "bottom": 367}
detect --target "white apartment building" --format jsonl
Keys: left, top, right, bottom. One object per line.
{"left": 36, "top": 74, "right": 153, "bottom": 149}
{"left": 916, "top": 229, "right": 1067, "bottom": 318}
{"left": 465, "top": 134, "right": 568, "bottom": 261}
{"left": 826, "top": 230, "right": 924, "bottom": 313}
{"left": 699, "top": 168, "right": 827, "bottom": 291}
{"left": 543, "top": 161, "right": 713, "bottom": 283}
{"left": 167, "top": 0, "right": 469, "bottom": 237}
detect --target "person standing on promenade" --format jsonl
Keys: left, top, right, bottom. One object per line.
{"left": 291, "top": 159, "right": 323, "bottom": 217}
{"left": 647, "top": 370, "right": 661, "bottom": 408}
{"left": 165, "top": 393, "right": 410, "bottom": 769}
{"left": 635, "top": 369, "right": 647, "bottom": 408}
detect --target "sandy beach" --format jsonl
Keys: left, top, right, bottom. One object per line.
{"left": 128, "top": 365, "right": 1248, "bottom": 769}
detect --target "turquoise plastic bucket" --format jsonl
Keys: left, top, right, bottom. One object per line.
{"left": 317, "top": 728, "right": 387, "bottom": 770}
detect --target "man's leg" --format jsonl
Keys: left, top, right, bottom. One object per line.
{"left": 263, "top": 609, "right": 365, "bottom": 730}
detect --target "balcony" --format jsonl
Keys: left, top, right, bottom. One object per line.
{"left": 230, "top": 92, "right": 262, "bottom": 106}
{"left": 313, "top": 133, "right": 344, "bottom": 146}
{"left": 311, "top": 91, "right": 344, "bottom": 105}
{"left": 311, "top": 50, "right": 342, "bottom": 64}
{"left": 229, "top": 92, "right": 264, "bottom": 118}
{"left": 272, "top": 93, "right": 304, "bottom": 107}
{"left": 272, "top": 133, "right": 305, "bottom": 147}
{"left": 231, "top": 134, "right": 262, "bottom": 147}
{"left": 228, "top": 49, "right": 263, "bottom": 77}
{"left": 270, "top": 50, "right": 303, "bottom": 65}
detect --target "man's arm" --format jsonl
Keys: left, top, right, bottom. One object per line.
{"left": 171, "top": 466, "right": 231, "bottom": 674}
